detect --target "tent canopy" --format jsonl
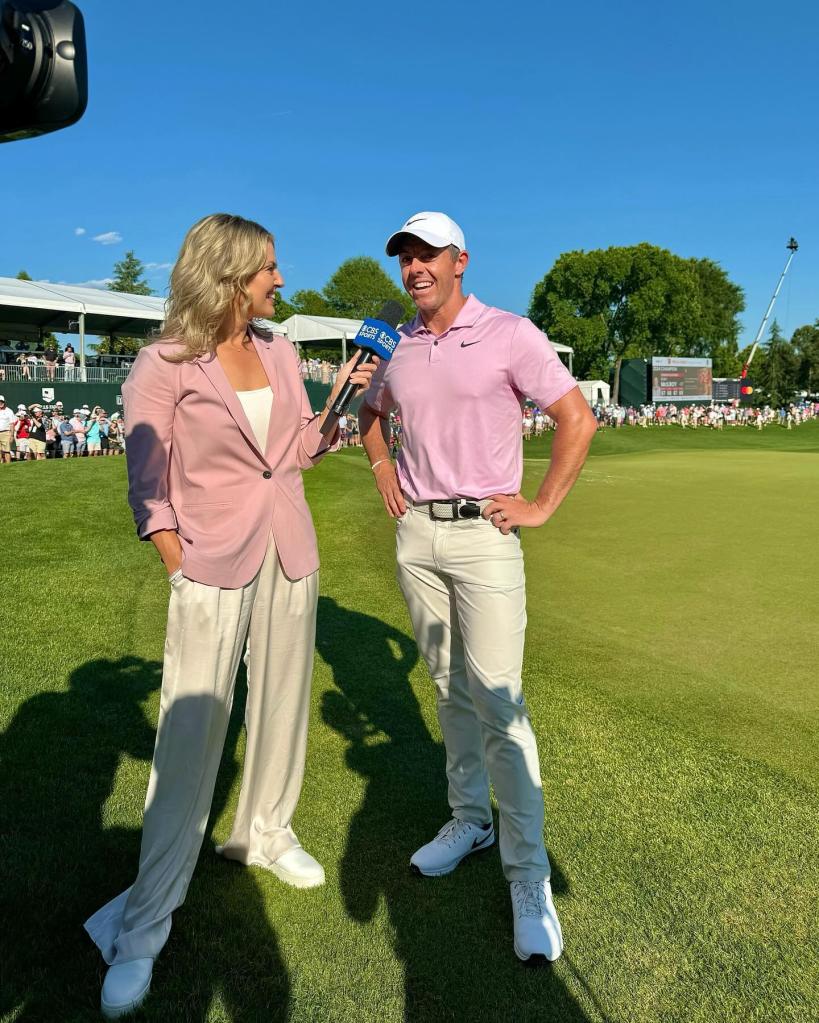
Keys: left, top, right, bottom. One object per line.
{"left": 281, "top": 313, "right": 574, "bottom": 362}
{"left": 0, "top": 277, "right": 167, "bottom": 343}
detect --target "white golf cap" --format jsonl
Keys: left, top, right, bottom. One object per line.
{"left": 385, "top": 211, "right": 465, "bottom": 256}
{"left": 17, "top": 403, "right": 26, "bottom": 410}
{"left": 73, "top": 408, "right": 80, "bottom": 413}
{"left": 0, "top": 395, "right": 4, "bottom": 401}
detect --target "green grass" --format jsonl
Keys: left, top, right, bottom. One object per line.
{"left": 1, "top": 425, "right": 817, "bottom": 1022}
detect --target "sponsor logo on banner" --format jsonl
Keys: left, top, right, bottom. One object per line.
{"left": 41, "top": 387, "right": 55, "bottom": 402}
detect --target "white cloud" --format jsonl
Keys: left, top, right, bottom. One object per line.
{"left": 92, "top": 231, "right": 123, "bottom": 245}
{"left": 145, "top": 261, "right": 172, "bottom": 271}
{"left": 73, "top": 278, "right": 114, "bottom": 289}
{"left": 74, "top": 227, "right": 86, "bottom": 236}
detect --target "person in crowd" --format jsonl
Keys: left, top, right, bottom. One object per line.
{"left": 361, "top": 211, "right": 596, "bottom": 965}
{"left": 16, "top": 352, "right": 31, "bottom": 380}
{"left": 52, "top": 413, "right": 72, "bottom": 457}
{"left": 84, "top": 212, "right": 378, "bottom": 1019}
{"left": 0, "top": 395, "right": 16, "bottom": 463}
{"left": 63, "top": 343, "right": 77, "bottom": 380}
{"left": 13, "top": 405, "right": 30, "bottom": 459}
{"left": 44, "top": 347, "right": 58, "bottom": 381}
{"left": 69, "top": 409, "right": 87, "bottom": 456}
{"left": 26, "top": 405, "right": 48, "bottom": 460}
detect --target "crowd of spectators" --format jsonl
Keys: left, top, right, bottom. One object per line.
{"left": 299, "top": 357, "right": 339, "bottom": 385}
{"left": 590, "top": 401, "right": 819, "bottom": 430}
{"left": 0, "top": 343, "right": 78, "bottom": 382}
{"left": 0, "top": 396, "right": 124, "bottom": 463}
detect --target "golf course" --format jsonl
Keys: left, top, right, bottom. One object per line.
{"left": 1, "top": 424, "right": 817, "bottom": 1022}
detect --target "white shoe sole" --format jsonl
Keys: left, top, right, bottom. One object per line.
{"left": 101, "top": 978, "right": 151, "bottom": 1019}
{"left": 513, "top": 940, "right": 562, "bottom": 964}
{"left": 216, "top": 846, "right": 325, "bottom": 888}
{"left": 410, "top": 830, "right": 495, "bottom": 877}
{"left": 268, "top": 860, "right": 326, "bottom": 889}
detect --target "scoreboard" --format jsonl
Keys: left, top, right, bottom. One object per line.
{"left": 651, "top": 357, "right": 713, "bottom": 402}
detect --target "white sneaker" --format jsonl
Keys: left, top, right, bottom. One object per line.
{"left": 410, "top": 818, "right": 495, "bottom": 877}
{"left": 100, "top": 957, "right": 153, "bottom": 1019}
{"left": 269, "top": 846, "right": 325, "bottom": 889}
{"left": 511, "top": 879, "right": 563, "bottom": 962}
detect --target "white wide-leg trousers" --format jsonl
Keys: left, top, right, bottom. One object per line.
{"left": 85, "top": 533, "right": 318, "bottom": 965}
{"left": 395, "top": 505, "right": 551, "bottom": 882}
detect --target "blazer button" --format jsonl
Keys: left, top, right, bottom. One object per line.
{"left": 262, "top": 470, "right": 272, "bottom": 479}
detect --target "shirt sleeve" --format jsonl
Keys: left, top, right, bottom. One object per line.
{"left": 508, "top": 318, "right": 577, "bottom": 410}
{"left": 362, "top": 357, "right": 395, "bottom": 417}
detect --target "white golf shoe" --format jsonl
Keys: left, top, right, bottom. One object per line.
{"left": 510, "top": 879, "right": 563, "bottom": 963}
{"left": 410, "top": 818, "right": 495, "bottom": 877}
{"left": 100, "top": 957, "right": 153, "bottom": 1018}
{"left": 269, "top": 846, "right": 326, "bottom": 889}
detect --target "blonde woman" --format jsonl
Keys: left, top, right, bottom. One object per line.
{"left": 85, "top": 214, "right": 377, "bottom": 1018}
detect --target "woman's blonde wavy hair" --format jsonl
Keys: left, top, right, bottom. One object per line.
{"left": 158, "top": 213, "right": 274, "bottom": 362}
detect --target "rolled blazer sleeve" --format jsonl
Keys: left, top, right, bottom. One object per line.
{"left": 122, "top": 346, "right": 179, "bottom": 539}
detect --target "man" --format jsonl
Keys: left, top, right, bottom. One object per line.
{"left": 0, "top": 396, "right": 16, "bottom": 464}
{"left": 70, "top": 408, "right": 87, "bottom": 456}
{"left": 360, "top": 212, "right": 596, "bottom": 963}
{"left": 27, "top": 405, "right": 48, "bottom": 460}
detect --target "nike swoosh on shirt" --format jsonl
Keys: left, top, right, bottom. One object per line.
{"left": 460, "top": 339, "right": 482, "bottom": 348}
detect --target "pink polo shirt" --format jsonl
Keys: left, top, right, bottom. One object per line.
{"left": 364, "top": 294, "right": 577, "bottom": 501}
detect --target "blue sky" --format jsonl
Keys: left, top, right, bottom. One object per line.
{"left": 2, "top": 0, "right": 817, "bottom": 348}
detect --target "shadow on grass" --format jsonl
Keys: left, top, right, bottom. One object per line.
{"left": 0, "top": 655, "right": 289, "bottom": 1022}
{"left": 318, "top": 597, "right": 596, "bottom": 1023}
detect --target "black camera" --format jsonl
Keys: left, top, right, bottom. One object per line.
{"left": 0, "top": 1, "right": 87, "bottom": 143}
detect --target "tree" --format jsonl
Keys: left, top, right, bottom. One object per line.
{"left": 685, "top": 258, "right": 745, "bottom": 376}
{"left": 96, "top": 251, "right": 153, "bottom": 355}
{"left": 289, "top": 289, "right": 336, "bottom": 317}
{"left": 322, "top": 257, "right": 415, "bottom": 321}
{"left": 108, "top": 251, "right": 152, "bottom": 296}
{"left": 755, "top": 321, "right": 798, "bottom": 407}
{"left": 791, "top": 320, "right": 819, "bottom": 395}
{"left": 16, "top": 269, "right": 32, "bottom": 280}
{"left": 528, "top": 244, "right": 701, "bottom": 401}
{"left": 528, "top": 244, "right": 745, "bottom": 400}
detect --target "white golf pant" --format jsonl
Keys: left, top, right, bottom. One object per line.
{"left": 85, "top": 533, "right": 318, "bottom": 965}
{"left": 396, "top": 505, "right": 550, "bottom": 882}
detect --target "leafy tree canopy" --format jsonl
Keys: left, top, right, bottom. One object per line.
{"left": 790, "top": 320, "right": 819, "bottom": 394}
{"left": 528, "top": 243, "right": 745, "bottom": 398}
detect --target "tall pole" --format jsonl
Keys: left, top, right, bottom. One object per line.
{"left": 741, "top": 238, "right": 798, "bottom": 378}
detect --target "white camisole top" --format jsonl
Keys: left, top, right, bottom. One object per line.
{"left": 236, "top": 386, "right": 273, "bottom": 452}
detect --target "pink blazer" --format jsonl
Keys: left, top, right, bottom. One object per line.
{"left": 122, "top": 331, "right": 338, "bottom": 588}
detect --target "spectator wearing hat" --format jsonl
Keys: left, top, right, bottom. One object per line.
{"left": 13, "top": 405, "right": 30, "bottom": 459}
{"left": 57, "top": 413, "right": 76, "bottom": 456}
{"left": 70, "top": 409, "right": 87, "bottom": 455}
{"left": 27, "top": 406, "right": 48, "bottom": 460}
{"left": 0, "top": 396, "right": 16, "bottom": 464}
{"left": 361, "top": 211, "right": 596, "bottom": 965}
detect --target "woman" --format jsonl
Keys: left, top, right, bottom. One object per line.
{"left": 85, "top": 213, "right": 376, "bottom": 1019}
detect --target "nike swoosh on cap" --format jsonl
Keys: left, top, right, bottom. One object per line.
{"left": 460, "top": 339, "right": 482, "bottom": 348}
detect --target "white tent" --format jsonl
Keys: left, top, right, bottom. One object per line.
{"left": 0, "top": 278, "right": 291, "bottom": 372}
{"left": 280, "top": 314, "right": 367, "bottom": 364}
{"left": 0, "top": 277, "right": 167, "bottom": 369}
{"left": 577, "top": 379, "right": 610, "bottom": 406}
{"left": 281, "top": 312, "right": 574, "bottom": 371}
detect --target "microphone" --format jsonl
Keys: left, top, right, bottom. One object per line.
{"left": 320, "top": 300, "right": 403, "bottom": 436}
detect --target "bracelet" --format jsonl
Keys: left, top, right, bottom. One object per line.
{"left": 371, "top": 458, "right": 390, "bottom": 472}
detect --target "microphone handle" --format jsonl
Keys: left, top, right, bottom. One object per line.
{"left": 319, "top": 349, "right": 374, "bottom": 436}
